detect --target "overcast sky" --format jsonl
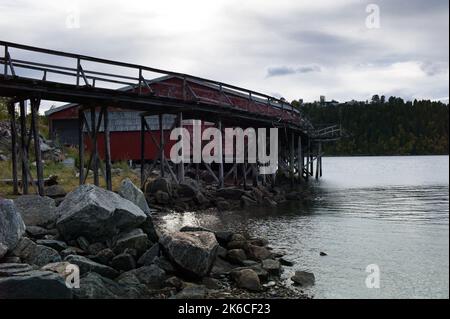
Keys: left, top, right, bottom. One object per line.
{"left": 0, "top": 0, "right": 448, "bottom": 111}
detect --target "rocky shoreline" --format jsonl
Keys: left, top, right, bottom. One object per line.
{"left": 0, "top": 177, "right": 314, "bottom": 299}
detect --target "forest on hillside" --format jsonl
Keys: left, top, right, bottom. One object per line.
{"left": 294, "top": 96, "right": 449, "bottom": 156}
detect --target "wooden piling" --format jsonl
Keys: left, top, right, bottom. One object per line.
{"left": 140, "top": 116, "right": 146, "bottom": 188}
{"left": 30, "top": 98, "right": 44, "bottom": 195}
{"left": 218, "top": 119, "right": 224, "bottom": 188}
{"left": 159, "top": 114, "right": 165, "bottom": 177}
{"left": 290, "top": 131, "right": 295, "bottom": 186}
{"left": 297, "top": 134, "right": 303, "bottom": 181}
{"left": 103, "top": 106, "right": 112, "bottom": 190}
{"left": 78, "top": 108, "right": 85, "bottom": 185}
{"left": 177, "top": 112, "right": 185, "bottom": 183}
{"left": 8, "top": 102, "right": 18, "bottom": 194}
{"left": 90, "top": 107, "right": 99, "bottom": 186}
{"left": 19, "top": 101, "right": 28, "bottom": 194}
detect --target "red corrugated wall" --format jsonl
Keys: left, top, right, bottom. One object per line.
{"left": 84, "top": 131, "right": 176, "bottom": 161}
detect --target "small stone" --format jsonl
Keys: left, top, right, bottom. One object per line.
{"left": 60, "top": 246, "right": 85, "bottom": 259}
{"left": 1, "top": 256, "right": 21, "bottom": 263}
{"left": 113, "top": 228, "right": 150, "bottom": 255}
{"left": 44, "top": 185, "right": 66, "bottom": 198}
{"left": 202, "top": 277, "right": 222, "bottom": 290}
{"left": 153, "top": 256, "right": 176, "bottom": 274}
{"left": 137, "top": 243, "right": 160, "bottom": 266}
{"left": 65, "top": 254, "right": 119, "bottom": 279}
{"left": 320, "top": 251, "right": 327, "bottom": 256}
{"left": 77, "top": 236, "right": 90, "bottom": 251}
{"left": 165, "top": 276, "right": 184, "bottom": 291}
{"left": 87, "top": 242, "right": 106, "bottom": 255}
{"left": 216, "top": 246, "right": 227, "bottom": 259}
{"left": 155, "top": 190, "right": 170, "bottom": 204}
{"left": 35, "top": 239, "right": 67, "bottom": 252}
{"left": 226, "top": 249, "right": 247, "bottom": 265}
{"left": 247, "top": 244, "right": 272, "bottom": 261}
{"left": 214, "top": 231, "right": 234, "bottom": 246}
{"left": 291, "top": 271, "right": 315, "bottom": 286}
{"left": 263, "top": 281, "right": 276, "bottom": 288}
{"left": 93, "top": 248, "right": 115, "bottom": 265}
{"left": 116, "top": 264, "right": 166, "bottom": 289}
{"left": 41, "top": 261, "right": 72, "bottom": 280}
{"left": 111, "top": 253, "right": 136, "bottom": 271}
{"left": 261, "top": 259, "right": 281, "bottom": 276}
{"left": 231, "top": 268, "right": 261, "bottom": 292}
{"left": 216, "top": 201, "right": 230, "bottom": 211}
{"left": 26, "top": 226, "right": 58, "bottom": 239}
{"left": 279, "top": 257, "right": 295, "bottom": 266}
{"left": 0, "top": 243, "right": 7, "bottom": 260}
{"left": 175, "top": 284, "right": 207, "bottom": 299}
{"left": 118, "top": 178, "right": 152, "bottom": 215}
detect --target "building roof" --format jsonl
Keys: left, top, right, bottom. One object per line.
{"left": 45, "top": 74, "right": 294, "bottom": 117}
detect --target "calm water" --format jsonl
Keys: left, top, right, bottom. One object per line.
{"left": 158, "top": 156, "right": 449, "bottom": 299}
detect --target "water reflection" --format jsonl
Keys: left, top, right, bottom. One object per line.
{"left": 157, "top": 156, "right": 449, "bottom": 298}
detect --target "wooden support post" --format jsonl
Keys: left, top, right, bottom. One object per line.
{"left": 177, "top": 112, "right": 185, "bottom": 183}
{"left": 252, "top": 129, "right": 258, "bottom": 187}
{"left": 218, "top": 119, "right": 224, "bottom": 188}
{"left": 159, "top": 114, "right": 165, "bottom": 177}
{"left": 243, "top": 163, "right": 247, "bottom": 189}
{"left": 19, "top": 101, "right": 28, "bottom": 194}
{"left": 319, "top": 142, "right": 323, "bottom": 177}
{"left": 290, "top": 131, "right": 295, "bottom": 186}
{"left": 103, "top": 107, "right": 112, "bottom": 190}
{"left": 297, "top": 135, "right": 303, "bottom": 181}
{"left": 30, "top": 98, "right": 44, "bottom": 195}
{"left": 78, "top": 108, "right": 85, "bottom": 185}
{"left": 309, "top": 139, "right": 313, "bottom": 176}
{"left": 90, "top": 107, "right": 99, "bottom": 186}
{"left": 140, "top": 116, "right": 146, "bottom": 188}
{"left": 8, "top": 102, "right": 19, "bottom": 195}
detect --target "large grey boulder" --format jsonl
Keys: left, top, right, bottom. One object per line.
{"left": 55, "top": 184, "right": 147, "bottom": 242}
{"left": 159, "top": 231, "right": 219, "bottom": 278}
{"left": 0, "top": 199, "right": 26, "bottom": 253}
{"left": 0, "top": 263, "right": 72, "bottom": 299}
{"left": 13, "top": 195, "right": 57, "bottom": 227}
{"left": 12, "top": 237, "right": 61, "bottom": 267}
{"left": 118, "top": 178, "right": 152, "bottom": 215}
{"left": 64, "top": 255, "right": 119, "bottom": 279}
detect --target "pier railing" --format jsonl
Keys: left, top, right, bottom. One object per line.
{"left": 0, "top": 40, "right": 298, "bottom": 116}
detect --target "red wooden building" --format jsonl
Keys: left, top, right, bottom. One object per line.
{"left": 45, "top": 75, "right": 298, "bottom": 162}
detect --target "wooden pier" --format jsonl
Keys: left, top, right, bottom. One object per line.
{"left": 0, "top": 40, "right": 339, "bottom": 195}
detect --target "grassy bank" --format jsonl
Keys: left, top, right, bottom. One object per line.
{"left": 0, "top": 158, "right": 140, "bottom": 198}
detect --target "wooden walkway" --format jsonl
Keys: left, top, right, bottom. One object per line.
{"left": 0, "top": 40, "right": 332, "bottom": 195}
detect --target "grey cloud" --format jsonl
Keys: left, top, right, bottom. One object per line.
{"left": 420, "top": 61, "right": 449, "bottom": 76}
{"left": 267, "top": 65, "right": 321, "bottom": 77}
